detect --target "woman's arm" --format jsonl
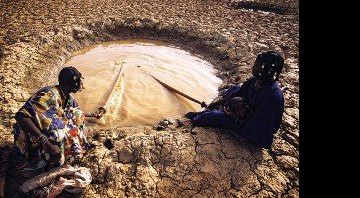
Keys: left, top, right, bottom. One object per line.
{"left": 208, "top": 83, "right": 245, "bottom": 110}
{"left": 84, "top": 107, "right": 106, "bottom": 119}
{"left": 15, "top": 112, "right": 60, "bottom": 154}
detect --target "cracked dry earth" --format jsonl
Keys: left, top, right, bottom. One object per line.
{"left": 0, "top": 0, "right": 299, "bottom": 197}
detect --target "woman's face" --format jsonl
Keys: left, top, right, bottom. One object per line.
{"left": 71, "top": 77, "right": 84, "bottom": 93}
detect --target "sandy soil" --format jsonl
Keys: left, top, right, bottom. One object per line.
{"left": 0, "top": 0, "right": 299, "bottom": 197}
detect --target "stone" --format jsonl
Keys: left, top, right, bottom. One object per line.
{"left": 118, "top": 146, "right": 133, "bottom": 164}
{"left": 158, "top": 120, "right": 169, "bottom": 126}
{"left": 153, "top": 125, "right": 166, "bottom": 131}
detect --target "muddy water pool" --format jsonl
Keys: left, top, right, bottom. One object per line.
{"left": 65, "top": 39, "right": 222, "bottom": 126}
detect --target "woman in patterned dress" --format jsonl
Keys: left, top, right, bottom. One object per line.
{"left": 5, "top": 66, "right": 104, "bottom": 197}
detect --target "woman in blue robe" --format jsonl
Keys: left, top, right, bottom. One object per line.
{"left": 185, "top": 51, "right": 285, "bottom": 149}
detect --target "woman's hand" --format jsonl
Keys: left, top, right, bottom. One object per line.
{"left": 43, "top": 141, "right": 60, "bottom": 154}
{"left": 207, "top": 101, "right": 221, "bottom": 110}
{"left": 207, "top": 97, "right": 223, "bottom": 110}
{"left": 92, "top": 107, "right": 106, "bottom": 119}
{"left": 85, "top": 107, "right": 106, "bottom": 119}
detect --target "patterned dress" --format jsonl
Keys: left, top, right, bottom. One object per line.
{"left": 11, "top": 85, "right": 90, "bottom": 170}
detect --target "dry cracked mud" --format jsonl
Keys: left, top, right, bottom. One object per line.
{"left": 0, "top": 0, "right": 299, "bottom": 197}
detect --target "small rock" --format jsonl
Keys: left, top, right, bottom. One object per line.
{"left": 118, "top": 147, "right": 133, "bottom": 164}
{"left": 153, "top": 125, "right": 166, "bottom": 131}
{"left": 175, "top": 119, "right": 183, "bottom": 127}
{"left": 159, "top": 120, "right": 169, "bottom": 126}
{"left": 163, "top": 118, "right": 175, "bottom": 125}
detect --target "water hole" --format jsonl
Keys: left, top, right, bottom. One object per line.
{"left": 65, "top": 39, "right": 222, "bottom": 126}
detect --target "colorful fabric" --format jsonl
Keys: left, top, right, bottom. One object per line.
{"left": 19, "top": 165, "right": 92, "bottom": 198}
{"left": 12, "top": 86, "right": 90, "bottom": 169}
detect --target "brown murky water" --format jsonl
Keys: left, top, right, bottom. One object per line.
{"left": 65, "top": 39, "right": 222, "bottom": 126}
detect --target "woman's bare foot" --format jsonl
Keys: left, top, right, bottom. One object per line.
{"left": 177, "top": 118, "right": 192, "bottom": 127}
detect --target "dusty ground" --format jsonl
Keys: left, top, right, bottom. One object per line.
{"left": 0, "top": 0, "right": 299, "bottom": 197}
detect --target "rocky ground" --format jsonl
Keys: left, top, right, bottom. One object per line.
{"left": 0, "top": 0, "right": 299, "bottom": 197}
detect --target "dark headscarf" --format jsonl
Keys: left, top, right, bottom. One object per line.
{"left": 253, "top": 51, "right": 284, "bottom": 81}
{"left": 58, "top": 66, "right": 83, "bottom": 92}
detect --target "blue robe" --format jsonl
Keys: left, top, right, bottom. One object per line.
{"left": 190, "top": 77, "right": 284, "bottom": 149}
